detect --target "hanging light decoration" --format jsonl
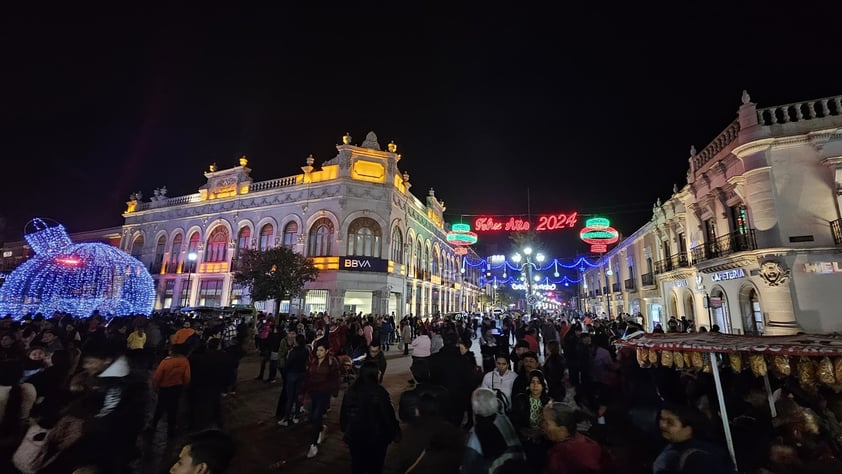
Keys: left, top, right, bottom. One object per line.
{"left": 579, "top": 217, "right": 619, "bottom": 253}
{"left": 447, "top": 223, "right": 478, "bottom": 256}
{"left": 0, "top": 218, "right": 156, "bottom": 318}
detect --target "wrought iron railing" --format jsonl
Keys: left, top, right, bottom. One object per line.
{"left": 612, "top": 282, "right": 620, "bottom": 293}
{"left": 641, "top": 272, "right": 655, "bottom": 287}
{"left": 691, "top": 229, "right": 757, "bottom": 264}
{"left": 624, "top": 278, "right": 635, "bottom": 290}
{"left": 654, "top": 253, "right": 691, "bottom": 274}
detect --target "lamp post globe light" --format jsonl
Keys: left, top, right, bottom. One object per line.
{"left": 185, "top": 251, "right": 198, "bottom": 307}
{"left": 510, "top": 246, "right": 544, "bottom": 317}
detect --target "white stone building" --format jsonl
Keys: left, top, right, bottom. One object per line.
{"left": 581, "top": 92, "right": 842, "bottom": 335}
{"left": 120, "top": 132, "right": 482, "bottom": 317}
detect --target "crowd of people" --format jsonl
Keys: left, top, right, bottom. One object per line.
{"left": 1, "top": 306, "right": 840, "bottom": 473}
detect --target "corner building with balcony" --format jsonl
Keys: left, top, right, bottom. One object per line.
{"left": 120, "top": 132, "right": 482, "bottom": 317}
{"left": 581, "top": 92, "right": 842, "bottom": 335}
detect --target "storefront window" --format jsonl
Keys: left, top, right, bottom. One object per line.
{"left": 305, "top": 289, "right": 329, "bottom": 314}
{"left": 199, "top": 279, "right": 224, "bottom": 306}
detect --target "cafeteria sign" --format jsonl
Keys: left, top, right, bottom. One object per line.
{"left": 711, "top": 268, "right": 745, "bottom": 282}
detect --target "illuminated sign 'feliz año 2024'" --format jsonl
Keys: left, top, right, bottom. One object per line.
{"left": 473, "top": 212, "right": 579, "bottom": 232}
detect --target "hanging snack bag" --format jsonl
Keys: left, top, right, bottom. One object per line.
{"left": 674, "top": 350, "right": 685, "bottom": 369}
{"left": 729, "top": 352, "right": 742, "bottom": 372}
{"left": 683, "top": 352, "right": 693, "bottom": 369}
{"left": 834, "top": 357, "right": 842, "bottom": 382}
{"left": 661, "top": 350, "right": 674, "bottom": 368}
{"left": 818, "top": 357, "right": 836, "bottom": 385}
{"left": 691, "top": 351, "right": 704, "bottom": 369}
{"left": 797, "top": 357, "right": 818, "bottom": 391}
{"left": 750, "top": 354, "right": 767, "bottom": 377}
{"left": 648, "top": 348, "right": 659, "bottom": 366}
{"left": 772, "top": 355, "right": 792, "bottom": 377}
{"left": 636, "top": 348, "right": 649, "bottom": 368}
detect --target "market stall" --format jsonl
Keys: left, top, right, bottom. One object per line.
{"left": 620, "top": 332, "right": 842, "bottom": 470}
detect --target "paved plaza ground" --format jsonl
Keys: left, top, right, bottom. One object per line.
{"left": 142, "top": 347, "right": 443, "bottom": 474}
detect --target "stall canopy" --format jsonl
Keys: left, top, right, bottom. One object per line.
{"left": 620, "top": 332, "right": 842, "bottom": 356}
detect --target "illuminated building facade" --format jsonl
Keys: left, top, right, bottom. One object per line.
{"left": 581, "top": 92, "right": 842, "bottom": 335}
{"left": 120, "top": 132, "right": 482, "bottom": 317}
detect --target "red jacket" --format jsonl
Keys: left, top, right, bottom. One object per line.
{"left": 303, "top": 355, "right": 341, "bottom": 396}
{"left": 546, "top": 433, "right": 609, "bottom": 474}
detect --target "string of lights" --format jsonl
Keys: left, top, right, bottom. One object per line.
{"left": 0, "top": 219, "right": 156, "bottom": 318}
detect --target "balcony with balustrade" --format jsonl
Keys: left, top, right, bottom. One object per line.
{"left": 654, "top": 253, "right": 691, "bottom": 275}
{"left": 832, "top": 218, "right": 842, "bottom": 246}
{"left": 690, "top": 230, "right": 757, "bottom": 264}
{"left": 624, "top": 278, "right": 635, "bottom": 291}
{"left": 641, "top": 272, "right": 655, "bottom": 288}
{"left": 612, "top": 282, "right": 620, "bottom": 293}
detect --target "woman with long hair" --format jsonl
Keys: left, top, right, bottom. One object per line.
{"left": 302, "top": 340, "right": 340, "bottom": 459}
{"left": 340, "top": 361, "right": 400, "bottom": 473}
{"left": 510, "top": 369, "right": 552, "bottom": 473}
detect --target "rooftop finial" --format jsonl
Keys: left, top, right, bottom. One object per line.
{"left": 342, "top": 132, "right": 352, "bottom": 145}
{"left": 741, "top": 90, "right": 751, "bottom": 105}
{"left": 361, "top": 131, "right": 381, "bottom": 150}
{"left": 690, "top": 145, "right": 697, "bottom": 156}
{"left": 306, "top": 154, "right": 315, "bottom": 166}
{"left": 239, "top": 155, "right": 248, "bottom": 167}
{"left": 387, "top": 140, "right": 397, "bottom": 153}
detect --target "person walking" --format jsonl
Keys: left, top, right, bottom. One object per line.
{"left": 149, "top": 345, "right": 191, "bottom": 436}
{"left": 278, "top": 334, "right": 308, "bottom": 426}
{"left": 340, "top": 361, "right": 401, "bottom": 473}
{"left": 401, "top": 321, "right": 412, "bottom": 356}
{"left": 302, "top": 341, "right": 341, "bottom": 459}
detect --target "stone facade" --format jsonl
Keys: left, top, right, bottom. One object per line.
{"left": 119, "top": 132, "right": 482, "bottom": 317}
{"left": 581, "top": 92, "right": 842, "bottom": 335}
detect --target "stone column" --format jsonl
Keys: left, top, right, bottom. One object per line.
{"left": 329, "top": 289, "right": 345, "bottom": 318}
{"left": 743, "top": 166, "right": 781, "bottom": 248}
{"left": 221, "top": 274, "right": 233, "bottom": 307}
{"left": 758, "top": 258, "right": 799, "bottom": 335}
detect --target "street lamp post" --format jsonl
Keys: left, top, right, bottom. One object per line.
{"left": 185, "top": 251, "right": 198, "bottom": 307}
{"left": 511, "top": 246, "right": 544, "bottom": 317}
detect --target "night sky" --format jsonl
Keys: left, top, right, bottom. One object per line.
{"left": 5, "top": 4, "right": 842, "bottom": 258}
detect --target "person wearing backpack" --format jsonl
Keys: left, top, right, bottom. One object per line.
{"left": 340, "top": 361, "right": 401, "bottom": 473}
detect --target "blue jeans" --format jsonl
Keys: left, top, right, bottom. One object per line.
{"left": 284, "top": 372, "right": 304, "bottom": 419}
{"left": 310, "top": 391, "right": 331, "bottom": 445}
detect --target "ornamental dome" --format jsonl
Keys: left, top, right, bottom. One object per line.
{"left": 0, "top": 219, "right": 155, "bottom": 318}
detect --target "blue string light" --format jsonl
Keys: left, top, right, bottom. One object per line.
{"left": 0, "top": 219, "right": 155, "bottom": 318}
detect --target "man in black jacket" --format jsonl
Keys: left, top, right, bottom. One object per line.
{"left": 363, "top": 340, "right": 387, "bottom": 383}
{"left": 429, "top": 332, "right": 476, "bottom": 427}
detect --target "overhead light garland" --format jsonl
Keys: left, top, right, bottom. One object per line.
{"left": 0, "top": 218, "right": 156, "bottom": 318}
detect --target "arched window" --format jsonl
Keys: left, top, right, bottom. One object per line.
{"left": 204, "top": 226, "right": 229, "bottom": 263}
{"left": 308, "top": 218, "right": 334, "bottom": 257}
{"left": 424, "top": 243, "right": 431, "bottom": 275}
{"left": 169, "top": 234, "right": 183, "bottom": 271}
{"left": 283, "top": 222, "right": 299, "bottom": 249}
{"left": 186, "top": 232, "right": 200, "bottom": 272}
{"left": 391, "top": 227, "right": 403, "bottom": 263}
{"left": 415, "top": 240, "right": 422, "bottom": 278}
{"left": 259, "top": 224, "right": 273, "bottom": 251}
{"left": 152, "top": 235, "right": 166, "bottom": 272}
{"left": 347, "top": 217, "right": 382, "bottom": 257}
{"left": 236, "top": 227, "right": 251, "bottom": 256}
{"left": 432, "top": 247, "right": 440, "bottom": 276}
{"left": 130, "top": 235, "right": 144, "bottom": 259}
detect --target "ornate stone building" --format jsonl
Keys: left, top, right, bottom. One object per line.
{"left": 581, "top": 92, "right": 842, "bottom": 335}
{"left": 119, "top": 132, "right": 482, "bottom": 317}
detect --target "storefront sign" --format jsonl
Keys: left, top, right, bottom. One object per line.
{"left": 340, "top": 257, "right": 388, "bottom": 272}
{"left": 473, "top": 212, "right": 578, "bottom": 233}
{"left": 711, "top": 268, "right": 746, "bottom": 282}
{"left": 803, "top": 262, "right": 842, "bottom": 274}
{"left": 511, "top": 282, "right": 557, "bottom": 291}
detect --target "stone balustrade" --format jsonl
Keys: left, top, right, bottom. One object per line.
{"left": 692, "top": 119, "right": 740, "bottom": 171}
{"left": 756, "top": 95, "right": 842, "bottom": 125}
{"left": 135, "top": 193, "right": 201, "bottom": 211}
{"left": 248, "top": 176, "right": 298, "bottom": 192}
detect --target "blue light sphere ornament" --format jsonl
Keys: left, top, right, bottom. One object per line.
{"left": 0, "top": 218, "right": 155, "bottom": 318}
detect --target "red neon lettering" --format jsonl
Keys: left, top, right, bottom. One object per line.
{"left": 474, "top": 213, "right": 578, "bottom": 232}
